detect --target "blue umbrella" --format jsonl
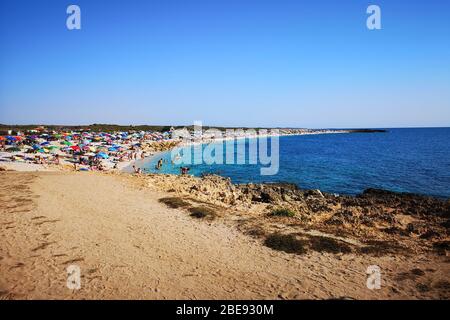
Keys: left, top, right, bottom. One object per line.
{"left": 96, "top": 152, "right": 109, "bottom": 159}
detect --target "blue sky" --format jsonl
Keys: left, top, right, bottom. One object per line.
{"left": 0, "top": 0, "right": 449, "bottom": 128}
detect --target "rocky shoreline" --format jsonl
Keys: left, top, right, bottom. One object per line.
{"left": 136, "top": 173, "right": 450, "bottom": 260}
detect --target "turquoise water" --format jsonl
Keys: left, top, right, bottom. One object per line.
{"left": 143, "top": 128, "right": 450, "bottom": 198}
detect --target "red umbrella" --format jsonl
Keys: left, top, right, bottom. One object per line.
{"left": 70, "top": 145, "right": 80, "bottom": 151}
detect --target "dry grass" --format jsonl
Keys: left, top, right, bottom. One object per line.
{"left": 359, "top": 240, "right": 408, "bottom": 256}
{"left": 158, "top": 197, "right": 191, "bottom": 209}
{"left": 264, "top": 233, "right": 354, "bottom": 255}
{"left": 264, "top": 234, "right": 307, "bottom": 255}
{"left": 307, "top": 235, "right": 353, "bottom": 254}
{"left": 188, "top": 206, "right": 217, "bottom": 220}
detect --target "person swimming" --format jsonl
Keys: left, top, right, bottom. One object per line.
{"left": 156, "top": 158, "right": 163, "bottom": 170}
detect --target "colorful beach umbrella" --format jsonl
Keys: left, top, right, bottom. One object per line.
{"left": 96, "top": 152, "right": 109, "bottom": 159}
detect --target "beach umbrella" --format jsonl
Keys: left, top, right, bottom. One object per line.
{"left": 40, "top": 141, "right": 50, "bottom": 146}
{"left": 0, "top": 136, "right": 5, "bottom": 141}
{"left": 96, "top": 152, "right": 109, "bottom": 159}
{"left": 61, "top": 141, "right": 72, "bottom": 146}
{"left": 6, "top": 147, "right": 21, "bottom": 152}
{"left": 70, "top": 145, "right": 81, "bottom": 151}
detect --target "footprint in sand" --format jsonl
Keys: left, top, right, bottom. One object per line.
{"left": 61, "top": 258, "right": 84, "bottom": 265}
{"left": 31, "top": 216, "right": 47, "bottom": 220}
{"left": 9, "top": 262, "right": 25, "bottom": 270}
{"left": 34, "top": 219, "right": 60, "bottom": 226}
{"left": 31, "top": 241, "right": 56, "bottom": 252}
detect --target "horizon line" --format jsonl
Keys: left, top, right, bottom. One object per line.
{"left": 1, "top": 123, "right": 449, "bottom": 130}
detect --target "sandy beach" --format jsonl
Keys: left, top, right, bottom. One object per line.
{"left": 1, "top": 170, "right": 449, "bottom": 299}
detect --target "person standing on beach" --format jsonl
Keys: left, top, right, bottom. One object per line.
{"left": 132, "top": 165, "right": 141, "bottom": 174}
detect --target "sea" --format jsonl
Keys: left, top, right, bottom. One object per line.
{"left": 142, "top": 128, "right": 450, "bottom": 198}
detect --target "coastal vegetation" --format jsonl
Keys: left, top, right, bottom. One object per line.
{"left": 188, "top": 206, "right": 217, "bottom": 220}
{"left": 264, "top": 234, "right": 307, "bottom": 255}
{"left": 158, "top": 196, "right": 218, "bottom": 220}
{"left": 158, "top": 197, "right": 191, "bottom": 209}
{"left": 269, "top": 208, "right": 296, "bottom": 217}
{"left": 264, "top": 233, "right": 353, "bottom": 255}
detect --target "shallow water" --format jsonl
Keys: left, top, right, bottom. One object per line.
{"left": 143, "top": 128, "right": 450, "bottom": 198}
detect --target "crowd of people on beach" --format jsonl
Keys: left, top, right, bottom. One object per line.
{"left": 0, "top": 127, "right": 173, "bottom": 172}
{"left": 1, "top": 126, "right": 328, "bottom": 174}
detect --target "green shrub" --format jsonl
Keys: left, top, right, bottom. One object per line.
{"left": 269, "top": 208, "right": 296, "bottom": 217}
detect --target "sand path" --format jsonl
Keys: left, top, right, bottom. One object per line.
{"left": 0, "top": 171, "right": 443, "bottom": 299}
